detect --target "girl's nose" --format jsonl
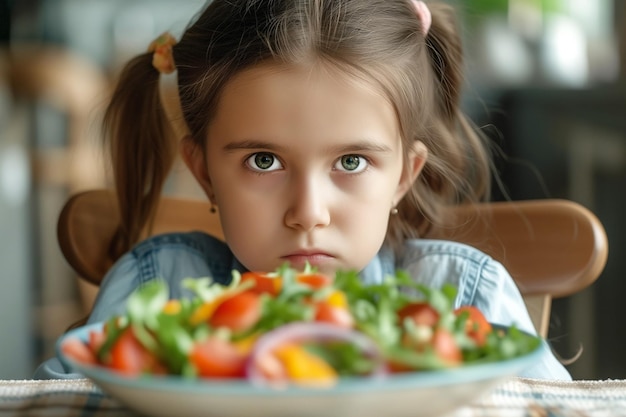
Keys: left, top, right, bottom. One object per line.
{"left": 284, "top": 176, "right": 331, "bottom": 232}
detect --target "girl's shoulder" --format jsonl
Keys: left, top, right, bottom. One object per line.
{"left": 89, "top": 231, "right": 240, "bottom": 323}
{"left": 127, "top": 231, "right": 240, "bottom": 284}
{"left": 129, "top": 230, "right": 230, "bottom": 258}
{"left": 392, "top": 239, "right": 512, "bottom": 305}
{"left": 100, "top": 231, "right": 240, "bottom": 297}
{"left": 399, "top": 239, "right": 495, "bottom": 266}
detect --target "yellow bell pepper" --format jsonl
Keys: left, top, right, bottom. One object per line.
{"left": 189, "top": 298, "right": 223, "bottom": 325}
{"left": 162, "top": 299, "right": 182, "bottom": 315}
{"left": 273, "top": 343, "right": 338, "bottom": 387}
{"left": 325, "top": 290, "right": 349, "bottom": 309}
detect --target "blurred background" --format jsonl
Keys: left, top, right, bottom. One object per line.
{"left": 0, "top": 0, "right": 624, "bottom": 380}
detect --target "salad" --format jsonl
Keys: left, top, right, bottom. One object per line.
{"left": 61, "top": 265, "right": 540, "bottom": 387}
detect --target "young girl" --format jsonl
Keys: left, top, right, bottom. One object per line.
{"left": 36, "top": 0, "right": 570, "bottom": 380}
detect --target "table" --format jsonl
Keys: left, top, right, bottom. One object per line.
{"left": 2, "top": 377, "right": 626, "bottom": 416}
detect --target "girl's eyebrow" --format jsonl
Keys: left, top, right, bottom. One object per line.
{"left": 222, "top": 139, "right": 394, "bottom": 154}
{"left": 332, "top": 141, "right": 394, "bottom": 154}
{"left": 222, "top": 140, "right": 284, "bottom": 153}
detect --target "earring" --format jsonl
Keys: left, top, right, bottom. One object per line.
{"left": 391, "top": 207, "right": 399, "bottom": 215}
{"left": 210, "top": 201, "right": 217, "bottom": 213}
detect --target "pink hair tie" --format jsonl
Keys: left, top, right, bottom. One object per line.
{"left": 148, "top": 32, "right": 177, "bottom": 74}
{"left": 411, "top": 1, "right": 432, "bottom": 37}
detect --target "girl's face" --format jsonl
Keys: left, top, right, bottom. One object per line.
{"left": 183, "top": 63, "right": 426, "bottom": 275}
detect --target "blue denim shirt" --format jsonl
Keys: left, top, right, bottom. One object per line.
{"left": 35, "top": 231, "right": 571, "bottom": 380}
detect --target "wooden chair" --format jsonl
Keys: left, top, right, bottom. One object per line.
{"left": 57, "top": 189, "right": 608, "bottom": 337}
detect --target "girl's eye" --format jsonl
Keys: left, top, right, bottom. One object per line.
{"left": 335, "top": 154, "right": 368, "bottom": 173}
{"left": 246, "top": 152, "right": 283, "bottom": 172}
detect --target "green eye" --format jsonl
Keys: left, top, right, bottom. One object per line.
{"left": 340, "top": 155, "right": 361, "bottom": 171}
{"left": 254, "top": 153, "right": 275, "bottom": 170}
{"left": 246, "top": 152, "right": 282, "bottom": 172}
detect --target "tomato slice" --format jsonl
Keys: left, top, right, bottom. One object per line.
{"left": 297, "top": 273, "right": 332, "bottom": 289}
{"left": 209, "top": 291, "right": 262, "bottom": 332}
{"left": 189, "top": 337, "right": 247, "bottom": 378}
{"left": 88, "top": 330, "right": 106, "bottom": 355}
{"left": 455, "top": 306, "right": 492, "bottom": 346}
{"left": 397, "top": 302, "right": 439, "bottom": 327}
{"left": 386, "top": 359, "right": 413, "bottom": 374}
{"left": 61, "top": 338, "right": 98, "bottom": 366}
{"left": 432, "top": 328, "right": 462, "bottom": 365}
{"left": 314, "top": 301, "right": 354, "bottom": 329}
{"left": 240, "top": 271, "right": 331, "bottom": 294}
{"left": 109, "top": 327, "right": 165, "bottom": 376}
{"left": 241, "top": 272, "right": 282, "bottom": 296}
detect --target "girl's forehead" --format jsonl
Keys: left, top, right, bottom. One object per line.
{"left": 208, "top": 62, "right": 401, "bottom": 149}
{"left": 224, "top": 61, "right": 389, "bottom": 104}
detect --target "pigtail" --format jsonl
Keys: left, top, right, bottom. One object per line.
{"left": 423, "top": 4, "right": 463, "bottom": 121}
{"left": 103, "top": 53, "right": 176, "bottom": 260}
{"left": 423, "top": 3, "right": 490, "bottom": 200}
{"left": 392, "top": 2, "right": 492, "bottom": 242}
{"left": 425, "top": 3, "right": 490, "bottom": 197}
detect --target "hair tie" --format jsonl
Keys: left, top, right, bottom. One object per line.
{"left": 411, "top": 1, "right": 432, "bottom": 37}
{"left": 148, "top": 32, "right": 177, "bottom": 74}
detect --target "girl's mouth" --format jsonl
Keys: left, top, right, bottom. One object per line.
{"left": 281, "top": 251, "right": 335, "bottom": 267}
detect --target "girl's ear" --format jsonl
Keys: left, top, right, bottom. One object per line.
{"left": 394, "top": 141, "right": 428, "bottom": 203}
{"left": 179, "top": 136, "right": 216, "bottom": 202}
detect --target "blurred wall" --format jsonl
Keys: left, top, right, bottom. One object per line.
{"left": 2, "top": 0, "right": 205, "bottom": 378}
{"left": 1, "top": 0, "right": 33, "bottom": 380}
{"left": 460, "top": 1, "right": 625, "bottom": 380}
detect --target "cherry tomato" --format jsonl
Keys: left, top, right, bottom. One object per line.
{"left": 241, "top": 272, "right": 281, "bottom": 296}
{"left": 61, "top": 338, "right": 98, "bottom": 365}
{"left": 432, "top": 328, "right": 462, "bottom": 365}
{"left": 209, "top": 291, "right": 262, "bottom": 332}
{"left": 397, "top": 302, "right": 439, "bottom": 327}
{"left": 109, "top": 327, "right": 165, "bottom": 376}
{"left": 314, "top": 301, "right": 354, "bottom": 329}
{"left": 189, "top": 337, "right": 247, "bottom": 378}
{"left": 455, "top": 306, "right": 492, "bottom": 346}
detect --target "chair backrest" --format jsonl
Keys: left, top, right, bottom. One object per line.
{"left": 58, "top": 189, "right": 608, "bottom": 337}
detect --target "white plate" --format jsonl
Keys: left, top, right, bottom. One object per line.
{"left": 58, "top": 322, "right": 541, "bottom": 417}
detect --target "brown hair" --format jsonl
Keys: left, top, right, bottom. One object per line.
{"left": 103, "top": 0, "right": 492, "bottom": 259}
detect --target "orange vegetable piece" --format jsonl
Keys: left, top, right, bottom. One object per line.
{"left": 162, "top": 299, "right": 181, "bottom": 315}
{"left": 272, "top": 343, "right": 338, "bottom": 387}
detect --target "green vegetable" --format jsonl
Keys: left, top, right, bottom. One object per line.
{"left": 90, "top": 265, "right": 541, "bottom": 379}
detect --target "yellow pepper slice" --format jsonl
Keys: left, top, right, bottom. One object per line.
{"left": 273, "top": 343, "right": 338, "bottom": 387}
{"left": 162, "top": 300, "right": 181, "bottom": 315}
{"left": 325, "top": 290, "right": 349, "bottom": 309}
{"left": 189, "top": 299, "right": 223, "bottom": 326}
